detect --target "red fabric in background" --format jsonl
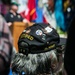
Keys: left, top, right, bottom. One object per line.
{"left": 20, "top": 0, "right": 37, "bottom": 22}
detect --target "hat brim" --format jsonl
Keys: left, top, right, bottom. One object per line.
{"left": 11, "top": 2, "right": 20, "bottom": 6}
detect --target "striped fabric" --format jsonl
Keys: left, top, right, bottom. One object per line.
{"left": 0, "top": 15, "right": 13, "bottom": 73}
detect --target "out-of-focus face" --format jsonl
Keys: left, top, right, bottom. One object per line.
{"left": 11, "top": 5, "right": 18, "bottom": 12}
{"left": 48, "top": 0, "right": 54, "bottom": 10}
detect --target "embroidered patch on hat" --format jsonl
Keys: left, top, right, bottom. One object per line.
{"left": 26, "top": 29, "right": 31, "bottom": 33}
{"left": 36, "top": 30, "right": 43, "bottom": 35}
{"left": 45, "top": 26, "right": 53, "bottom": 33}
{"left": 42, "top": 34, "right": 46, "bottom": 40}
{"left": 23, "top": 29, "right": 31, "bottom": 33}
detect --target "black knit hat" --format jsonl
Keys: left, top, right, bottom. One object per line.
{"left": 18, "top": 23, "right": 60, "bottom": 55}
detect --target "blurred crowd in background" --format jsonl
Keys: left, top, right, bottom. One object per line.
{"left": 0, "top": 0, "right": 75, "bottom": 37}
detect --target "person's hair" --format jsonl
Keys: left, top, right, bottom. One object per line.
{"left": 12, "top": 50, "right": 58, "bottom": 75}
{"left": 1, "top": 0, "right": 11, "bottom": 5}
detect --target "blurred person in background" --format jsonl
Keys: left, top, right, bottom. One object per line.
{"left": 0, "top": 0, "right": 10, "bottom": 17}
{"left": 0, "top": 15, "right": 13, "bottom": 75}
{"left": 0, "top": 0, "right": 13, "bottom": 74}
{"left": 63, "top": 0, "right": 75, "bottom": 31}
{"left": 64, "top": 15, "right": 75, "bottom": 75}
{"left": 4, "top": 2, "right": 29, "bottom": 26}
{"left": 0, "top": 0, "right": 17, "bottom": 74}
{"left": 43, "top": 0, "right": 57, "bottom": 29}
{"left": 43, "top": 0, "right": 65, "bottom": 32}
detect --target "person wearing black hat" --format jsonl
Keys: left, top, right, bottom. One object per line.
{"left": 4, "top": 2, "right": 29, "bottom": 26}
{"left": 11, "top": 23, "right": 65, "bottom": 75}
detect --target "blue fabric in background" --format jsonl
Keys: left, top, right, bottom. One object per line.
{"left": 33, "top": 0, "right": 66, "bottom": 31}
{"left": 35, "top": 0, "right": 43, "bottom": 23}
{"left": 55, "top": 0, "right": 66, "bottom": 31}
{"left": 36, "top": 7, "right": 43, "bottom": 22}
